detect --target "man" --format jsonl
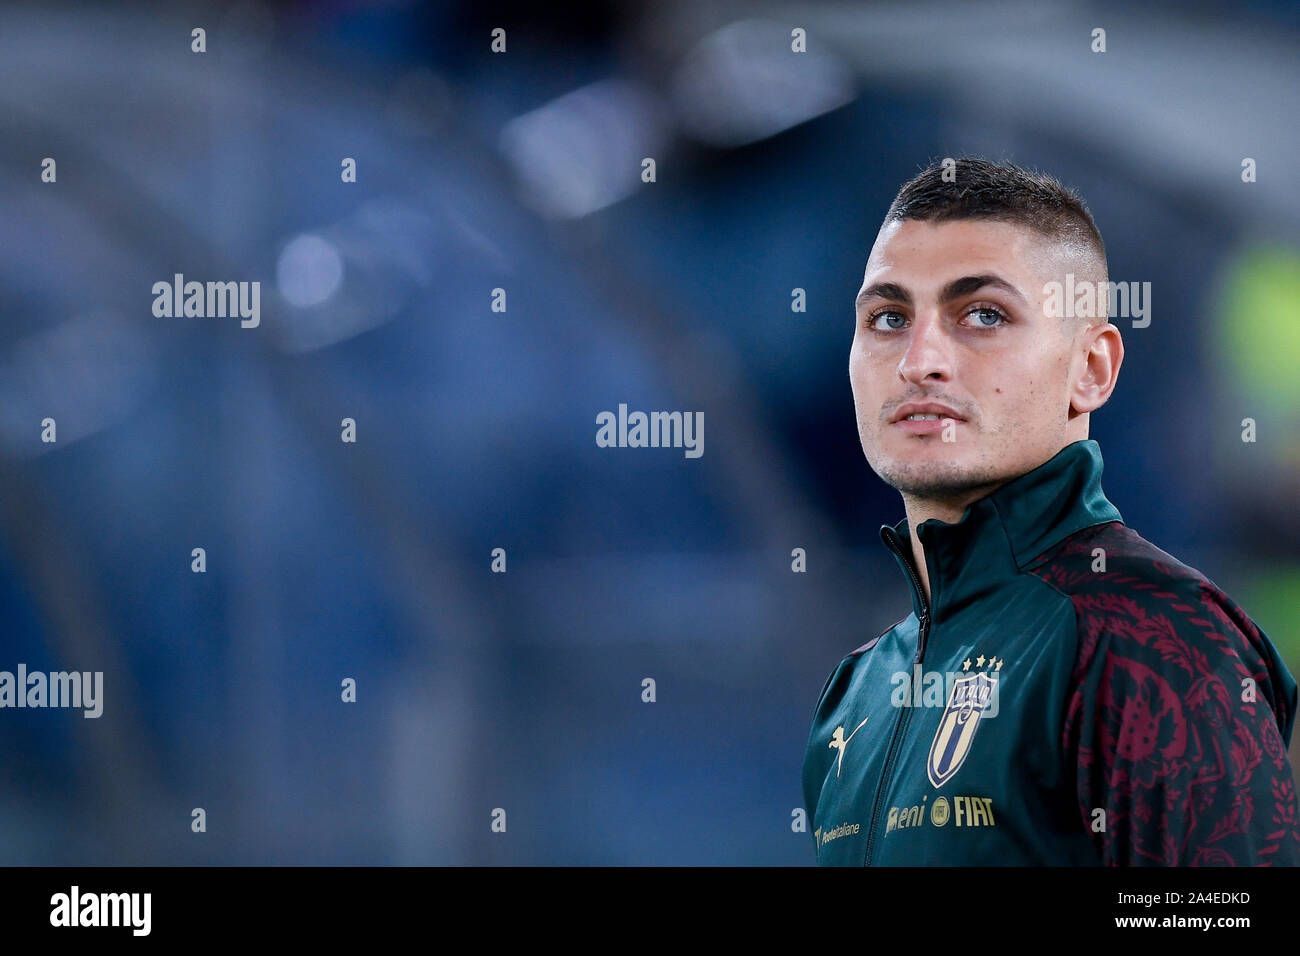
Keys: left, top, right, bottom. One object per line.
{"left": 802, "top": 157, "right": 1300, "bottom": 866}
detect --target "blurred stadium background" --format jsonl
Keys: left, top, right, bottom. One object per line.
{"left": 0, "top": 0, "right": 1297, "bottom": 864}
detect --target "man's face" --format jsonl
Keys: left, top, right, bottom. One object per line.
{"left": 850, "top": 217, "right": 1093, "bottom": 500}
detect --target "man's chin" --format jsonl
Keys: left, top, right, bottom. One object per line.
{"left": 869, "top": 447, "right": 1006, "bottom": 500}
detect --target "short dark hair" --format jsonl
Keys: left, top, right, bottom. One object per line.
{"left": 884, "top": 157, "right": 1106, "bottom": 282}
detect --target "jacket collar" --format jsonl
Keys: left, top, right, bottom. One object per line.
{"left": 878, "top": 439, "right": 1123, "bottom": 624}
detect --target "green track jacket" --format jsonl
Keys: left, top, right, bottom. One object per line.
{"left": 803, "top": 439, "right": 1300, "bottom": 865}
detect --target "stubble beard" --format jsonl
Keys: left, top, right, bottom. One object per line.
{"left": 864, "top": 432, "right": 1007, "bottom": 503}
{"left": 874, "top": 456, "right": 1004, "bottom": 500}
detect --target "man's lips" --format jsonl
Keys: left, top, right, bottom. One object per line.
{"left": 888, "top": 402, "right": 967, "bottom": 436}
{"left": 889, "top": 402, "right": 965, "bottom": 424}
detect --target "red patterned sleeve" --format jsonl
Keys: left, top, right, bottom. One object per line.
{"left": 1060, "top": 569, "right": 1300, "bottom": 866}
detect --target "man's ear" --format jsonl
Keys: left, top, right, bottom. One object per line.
{"left": 1070, "top": 320, "right": 1123, "bottom": 414}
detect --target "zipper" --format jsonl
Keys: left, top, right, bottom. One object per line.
{"left": 864, "top": 527, "right": 933, "bottom": 865}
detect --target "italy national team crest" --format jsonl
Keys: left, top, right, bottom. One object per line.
{"left": 927, "top": 665, "right": 1000, "bottom": 789}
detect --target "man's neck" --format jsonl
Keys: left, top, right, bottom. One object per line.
{"left": 900, "top": 486, "right": 1001, "bottom": 604}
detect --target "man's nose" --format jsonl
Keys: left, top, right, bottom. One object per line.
{"left": 897, "top": 311, "right": 953, "bottom": 384}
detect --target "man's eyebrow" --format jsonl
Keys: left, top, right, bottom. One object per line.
{"left": 855, "top": 274, "right": 1027, "bottom": 312}
{"left": 855, "top": 282, "right": 911, "bottom": 310}
{"left": 938, "top": 274, "right": 1027, "bottom": 305}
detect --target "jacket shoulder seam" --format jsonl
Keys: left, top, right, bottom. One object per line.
{"left": 850, "top": 617, "right": 905, "bottom": 656}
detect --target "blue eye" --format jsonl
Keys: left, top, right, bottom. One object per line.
{"left": 966, "top": 307, "right": 1006, "bottom": 328}
{"left": 870, "top": 311, "right": 907, "bottom": 331}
